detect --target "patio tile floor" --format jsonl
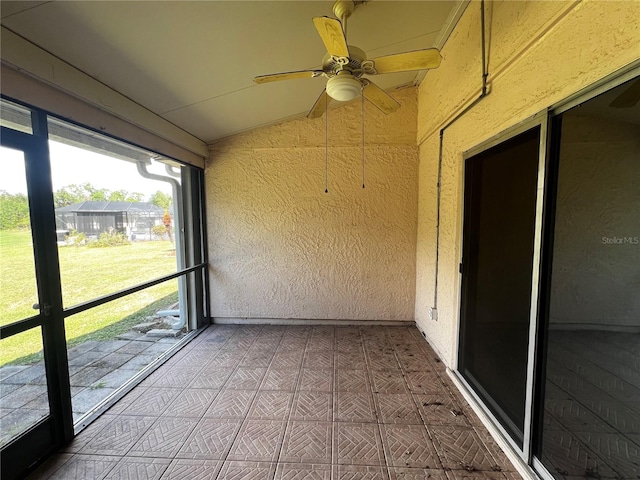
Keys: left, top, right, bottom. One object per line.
{"left": 26, "top": 324, "right": 520, "bottom": 480}
{"left": 0, "top": 332, "right": 182, "bottom": 446}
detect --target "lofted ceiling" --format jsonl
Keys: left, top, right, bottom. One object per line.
{"left": 1, "top": 1, "right": 464, "bottom": 144}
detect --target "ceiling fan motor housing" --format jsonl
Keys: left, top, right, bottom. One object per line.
{"left": 322, "top": 45, "right": 367, "bottom": 77}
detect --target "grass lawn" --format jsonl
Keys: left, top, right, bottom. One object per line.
{"left": 1, "top": 229, "right": 179, "bottom": 365}
{"left": 0, "top": 229, "right": 39, "bottom": 324}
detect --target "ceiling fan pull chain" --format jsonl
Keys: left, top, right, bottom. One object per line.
{"left": 325, "top": 92, "right": 329, "bottom": 194}
{"left": 362, "top": 92, "right": 365, "bottom": 189}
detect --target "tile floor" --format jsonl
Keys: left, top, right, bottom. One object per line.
{"left": 539, "top": 330, "right": 640, "bottom": 479}
{"left": 27, "top": 325, "right": 521, "bottom": 480}
{"left": 1, "top": 334, "right": 182, "bottom": 447}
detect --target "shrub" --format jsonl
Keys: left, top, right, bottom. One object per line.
{"left": 151, "top": 224, "right": 168, "bottom": 240}
{"left": 65, "top": 230, "right": 87, "bottom": 246}
{"left": 87, "top": 228, "right": 131, "bottom": 248}
{"left": 0, "top": 192, "right": 30, "bottom": 230}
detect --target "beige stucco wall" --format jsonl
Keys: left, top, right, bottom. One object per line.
{"left": 206, "top": 87, "right": 418, "bottom": 321}
{"left": 415, "top": 0, "right": 640, "bottom": 364}
{"left": 550, "top": 114, "right": 640, "bottom": 329}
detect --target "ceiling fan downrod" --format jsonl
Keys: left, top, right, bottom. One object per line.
{"left": 332, "top": 1, "right": 355, "bottom": 34}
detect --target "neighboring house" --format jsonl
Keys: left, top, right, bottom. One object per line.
{"left": 55, "top": 201, "right": 164, "bottom": 240}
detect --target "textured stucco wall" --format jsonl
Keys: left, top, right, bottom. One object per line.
{"left": 415, "top": 0, "right": 640, "bottom": 364}
{"left": 550, "top": 114, "right": 640, "bottom": 328}
{"left": 207, "top": 87, "right": 418, "bottom": 321}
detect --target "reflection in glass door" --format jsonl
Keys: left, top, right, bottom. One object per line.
{"left": 536, "top": 76, "right": 640, "bottom": 480}
{"left": 0, "top": 124, "right": 72, "bottom": 480}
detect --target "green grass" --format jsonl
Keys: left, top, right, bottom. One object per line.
{"left": 6, "top": 290, "right": 178, "bottom": 366}
{"left": 0, "top": 229, "right": 179, "bottom": 366}
{"left": 0, "top": 229, "right": 39, "bottom": 324}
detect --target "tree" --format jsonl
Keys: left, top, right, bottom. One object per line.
{"left": 149, "top": 191, "right": 172, "bottom": 210}
{"left": 85, "top": 184, "right": 108, "bottom": 202}
{"left": 54, "top": 183, "right": 144, "bottom": 208}
{"left": 54, "top": 183, "right": 107, "bottom": 207}
{"left": 54, "top": 184, "right": 86, "bottom": 208}
{"left": 108, "top": 190, "right": 127, "bottom": 202}
{"left": 126, "top": 192, "right": 144, "bottom": 202}
{"left": 0, "top": 192, "right": 30, "bottom": 230}
{"left": 109, "top": 190, "right": 144, "bottom": 202}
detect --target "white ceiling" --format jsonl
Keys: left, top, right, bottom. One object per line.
{"left": 1, "top": 1, "right": 463, "bottom": 144}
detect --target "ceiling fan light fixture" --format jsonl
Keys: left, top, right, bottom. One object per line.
{"left": 326, "top": 73, "right": 361, "bottom": 102}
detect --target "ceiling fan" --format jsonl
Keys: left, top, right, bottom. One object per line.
{"left": 253, "top": 0, "right": 442, "bottom": 119}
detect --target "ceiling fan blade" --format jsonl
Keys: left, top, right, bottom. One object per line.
{"left": 307, "top": 89, "right": 332, "bottom": 119}
{"left": 369, "top": 48, "right": 442, "bottom": 74}
{"left": 313, "top": 16, "right": 349, "bottom": 57}
{"left": 362, "top": 81, "right": 400, "bottom": 115}
{"left": 610, "top": 78, "right": 640, "bottom": 108}
{"left": 254, "top": 70, "right": 323, "bottom": 84}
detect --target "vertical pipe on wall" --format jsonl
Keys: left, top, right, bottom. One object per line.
{"left": 136, "top": 162, "right": 186, "bottom": 330}
{"left": 433, "top": 0, "right": 489, "bottom": 312}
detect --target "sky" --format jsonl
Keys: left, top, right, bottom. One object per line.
{"left": 1, "top": 140, "right": 173, "bottom": 199}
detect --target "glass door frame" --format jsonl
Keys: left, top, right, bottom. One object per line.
{"left": 453, "top": 110, "right": 550, "bottom": 464}
{"left": 451, "top": 60, "right": 640, "bottom": 480}
{"left": 0, "top": 122, "right": 74, "bottom": 479}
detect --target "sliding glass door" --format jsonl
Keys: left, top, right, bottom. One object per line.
{"left": 457, "top": 72, "right": 639, "bottom": 479}
{"left": 459, "top": 126, "right": 542, "bottom": 447}
{"left": 535, "top": 76, "right": 640, "bottom": 480}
